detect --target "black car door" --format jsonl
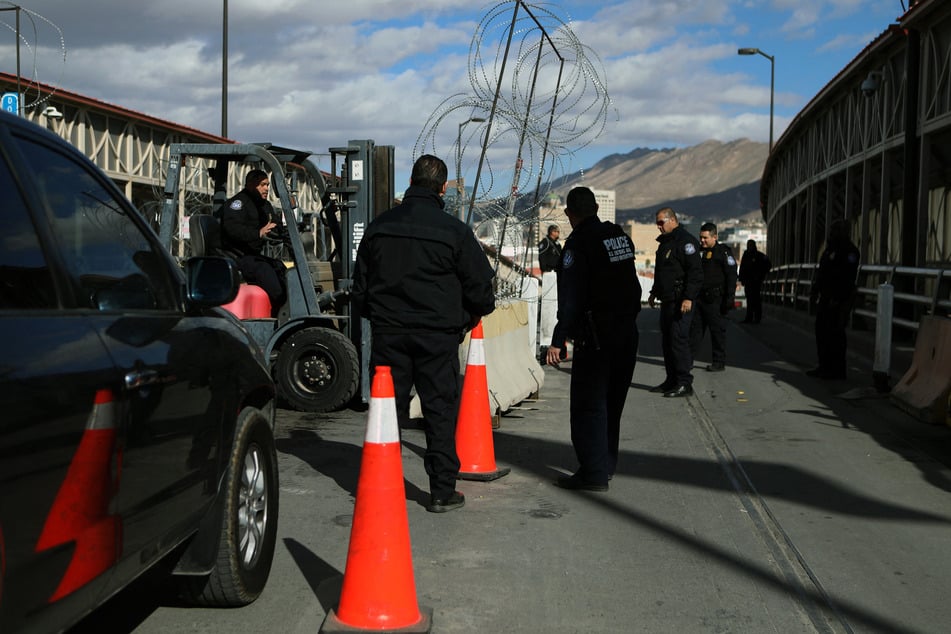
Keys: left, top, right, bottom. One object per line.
{"left": 9, "top": 131, "right": 223, "bottom": 578}
{"left": 0, "top": 135, "right": 124, "bottom": 631}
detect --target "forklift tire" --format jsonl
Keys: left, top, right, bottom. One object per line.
{"left": 275, "top": 327, "right": 359, "bottom": 412}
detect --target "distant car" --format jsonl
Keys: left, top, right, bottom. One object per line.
{"left": 0, "top": 110, "right": 279, "bottom": 633}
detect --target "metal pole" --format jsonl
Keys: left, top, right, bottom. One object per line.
{"left": 456, "top": 117, "right": 484, "bottom": 221}
{"left": 457, "top": 122, "right": 464, "bottom": 221}
{"left": 221, "top": 0, "right": 228, "bottom": 137}
{"left": 873, "top": 282, "right": 894, "bottom": 392}
{"left": 737, "top": 48, "right": 775, "bottom": 152}
{"left": 15, "top": 5, "right": 20, "bottom": 115}
{"left": 768, "top": 53, "right": 774, "bottom": 152}
{"left": 0, "top": 5, "right": 23, "bottom": 114}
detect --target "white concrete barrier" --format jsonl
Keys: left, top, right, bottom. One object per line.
{"left": 522, "top": 276, "right": 539, "bottom": 354}
{"left": 539, "top": 271, "right": 558, "bottom": 349}
{"left": 481, "top": 298, "right": 544, "bottom": 421}
{"left": 892, "top": 315, "right": 951, "bottom": 425}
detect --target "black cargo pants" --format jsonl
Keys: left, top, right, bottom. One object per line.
{"left": 370, "top": 330, "right": 462, "bottom": 500}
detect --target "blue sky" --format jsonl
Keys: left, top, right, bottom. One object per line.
{"left": 0, "top": 1, "right": 905, "bottom": 195}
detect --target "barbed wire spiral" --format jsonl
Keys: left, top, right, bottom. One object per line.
{"left": 414, "top": 1, "right": 615, "bottom": 292}
{"left": 0, "top": 3, "right": 67, "bottom": 111}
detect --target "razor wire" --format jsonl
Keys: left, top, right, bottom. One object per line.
{"left": 414, "top": 1, "right": 616, "bottom": 297}
{"left": 0, "top": 3, "right": 67, "bottom": 112}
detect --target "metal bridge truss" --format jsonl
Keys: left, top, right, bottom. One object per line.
{"left": 761, "top": 0, "right": 951, "bottom": 325}
{"left": 1, "top": 75, "right": 326, "bottom": 239}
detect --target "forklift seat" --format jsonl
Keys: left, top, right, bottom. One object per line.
{"left": 189, "top": 213, "right": 223, "bottom": 257}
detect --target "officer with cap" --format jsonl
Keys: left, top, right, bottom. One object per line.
{"left": 689, "top": 222, "right": 737, "bottom": 371}
{"left": 546, "top": 187, "right": 641, "bottom": 491}
{"left": 648, "top": 207, "right": 703, "bottom": 397}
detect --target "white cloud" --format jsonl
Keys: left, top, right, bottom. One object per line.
{"left": 0, "top": 0, "right": 890, "bottom": 186}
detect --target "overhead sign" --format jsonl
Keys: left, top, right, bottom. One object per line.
{"left": 1, "top": 92, "right": 20, "bottom": 115}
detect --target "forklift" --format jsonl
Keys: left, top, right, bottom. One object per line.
{"left": 158, "top": 140, "right": 395, "bottom": 412}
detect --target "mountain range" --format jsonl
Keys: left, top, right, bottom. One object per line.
{"left": 548, "top": 138, "right": 769, "bottom": 224}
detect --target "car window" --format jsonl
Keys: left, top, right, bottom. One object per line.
{"left": 0, "top": 154, "right": 57, "bottom": 309}
{"left": 13, "top": 135, "right": 179, "bottom": 311}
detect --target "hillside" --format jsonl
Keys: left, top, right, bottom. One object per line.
{"left": 548, "top": 139, "right": 768, "bottom": 223}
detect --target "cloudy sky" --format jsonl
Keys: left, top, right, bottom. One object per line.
{"left": 0, "top": 0, "right": 903, "bottom": 193}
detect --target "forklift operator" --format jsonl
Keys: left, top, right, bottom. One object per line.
{"left": 220, "top": 169, "right": 287, "bottom": 316}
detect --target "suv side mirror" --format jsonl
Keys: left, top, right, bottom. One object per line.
{"left": 185, "top": 256, "right": 240, "bottom": 307}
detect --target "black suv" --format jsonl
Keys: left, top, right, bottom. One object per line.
{"left": 0, "top": 110, "right": 279, "bottom": 633}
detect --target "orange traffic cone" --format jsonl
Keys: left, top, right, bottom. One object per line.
{"left": 456, "top": 322, "right": 511, "bottom": 481}
{"left": 320, "top": 366, "right": 432, "bottom": 633}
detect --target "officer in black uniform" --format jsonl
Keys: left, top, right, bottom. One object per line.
{"left": 352, "top": 154, "right": 496, "bottom": 513}
{"left": 689, "top": 222, "right": 737, "bottom": 371}
{"left": 546, "top": 187, "right": 641, "bottom": 491}
{"left": 648, "top": 207, "right": 703, "bottom": 397}
{"left": 220, "top": 169, "right": 287, "bottom": 316}
{"left": 538, "top": 224, "right": 562, "bottom": 273}
{"left": 807, "top": 219, "right": 860, "bottom": 380}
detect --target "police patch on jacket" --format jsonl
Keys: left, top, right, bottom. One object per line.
{"left": 230, "top": 199, "right": 244, "bottom": 211}
{"left": 684, "top": 243, "right": 696, "bottom": 255}
{"left": 602, "top": 236, "right": 633, "bottom": 262}
{"left": 562, "top": 249, "right": 575, "bottom": 269}
{"left": 727, "top": 255, "right": 736, "bottom": 266}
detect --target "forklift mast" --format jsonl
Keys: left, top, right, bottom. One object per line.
{"left": 324, "top": 140, "right": 395, "bottom": 401}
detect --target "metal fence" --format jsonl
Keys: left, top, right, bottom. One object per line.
{"left": 762, "top": 263, "right": 951, "bottom": 387}
{"left": 763, "top": 263, "right": 951, "bottom": 333}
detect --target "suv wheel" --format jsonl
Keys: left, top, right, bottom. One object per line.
{"left": 179, "top": 406, "right": 279, "bottom": 605}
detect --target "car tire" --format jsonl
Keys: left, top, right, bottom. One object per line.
{"left": 275, "top": 326, "right": 359, "bottom": 412}
{"left": 179, "top": 406, "right": 279, "bottom": 606}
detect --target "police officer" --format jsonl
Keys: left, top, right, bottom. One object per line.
{"left": 647, "top": 207, "right": 703, "bottom": 397}
{"left": 352, "top": 154, "right": 496, "bottom": 513}
{"left": 689, "top": 222, "right": 737, "bottom": 371}
{"left": 807, "top": 219, "right": 860, "bottom": 380}
{"left": 738, "top": 239, "right": 771, "bottom": 323}
{"left": 538, "top": 224, "right": 562, "bottom": 273}
{"left": 220, "top": 169, "right": 287, "bottom": 316}
{"left": 546, "top": 187, "right": 641, "bottom": 491}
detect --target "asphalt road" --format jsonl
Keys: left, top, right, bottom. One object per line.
{"left": 70, "top": 308, "right": 951, "bottom": 633}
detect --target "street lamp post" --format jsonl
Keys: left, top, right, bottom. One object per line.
{"left": 1, "top": 5, "right": 22, "bottom": 115}
{"left": 738, "top": 47, "right": 774, "bottom": 152}
{"left": 457, "top": 117, "right": 486, "bottom": 221}
{"left": 222, "top": 0, "right": 228, "bottom": 137}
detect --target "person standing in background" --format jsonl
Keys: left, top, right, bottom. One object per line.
{"left": 690, "top": 222, "right": 737, "bottom": 371}
{"left": 647, "top": 207, "right": 703, "bottom": 398}
{"left": 807, "top": 220, "right": 860, "bottom": 380}
{"left": 738, "top": 239, "right": 771, "bottom": 323}
{"left": 538, "top": 224, "right": 563, "bottom": 273}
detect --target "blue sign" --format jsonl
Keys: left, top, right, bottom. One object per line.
{"left": 1, "top": 92, "right": 20, "bottom": 115}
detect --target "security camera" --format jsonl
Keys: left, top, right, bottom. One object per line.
{"left": 861, "top": 72, "right": 882, "bottom": 98}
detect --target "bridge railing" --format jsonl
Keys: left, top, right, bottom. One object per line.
{"left": 763, "top": 263, "right": 951, "bottom": 333}
{"left": 762, "top": 262, "right": 951, "bottom": 387}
